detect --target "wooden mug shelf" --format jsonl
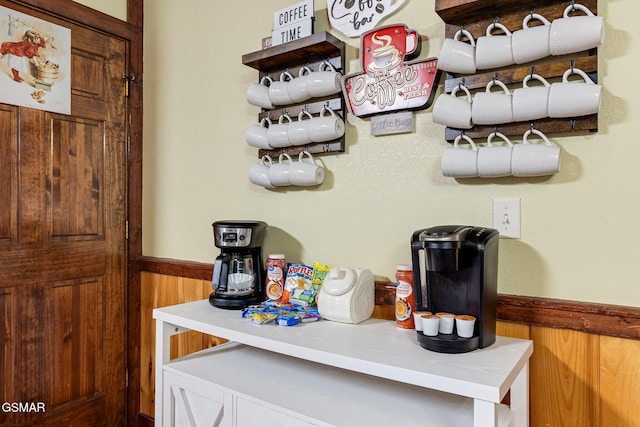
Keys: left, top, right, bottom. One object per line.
{"left": 434, "top": 0, "right": 600, "bottom": 141}
{"left": 242, "top": 32, "right": 346, "bottom": 157}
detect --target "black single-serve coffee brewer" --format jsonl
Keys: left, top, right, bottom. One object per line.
{"left": 411, "top": 225, "right": 499, "bottom": 353}
{"left": 209, "top": 220, "right": 267, "bottom": 309}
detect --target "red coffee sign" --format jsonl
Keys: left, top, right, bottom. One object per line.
{"left": 342, "top": 24, "right": 440, "bottom": 117}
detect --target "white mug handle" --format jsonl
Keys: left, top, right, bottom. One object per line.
{"left": 280, "top": 71, "right": 294, "bottom": 82}
{"left": 298, "top": 65, "right": 312, "bottom": 77}
{"left": 261, "top": 155, "right": 273, "bottom": 167}
{"left": 298, "top": 150, "right": 315, "bottom": 163}
{"left": 523, "top": 128, "right": 554, "bottom": 146}
{"left": 563, "top": 3, "right": 595, "bottom": 18}
{"left": 523, "top": 13, "right": 551, "bottom": 28}
{"left": 278, "top": 114, "right": 292, "bottom": 124}
{"left": 486, "top": 79, "right": 511, "bottom": 95}
{"left": 487, "top": 131, "right": 514, "bottom": 147}
{"left": 486, "top": 22, "right": 512, "bottom": 37}
{"left": 320, "top": 106, "right": 337, "bottom": 118}
{"left": 298, "top": 110, "right": 313, "bottom": 121}
{"left": 454, "top": 29, "right": 476, "bottom": 47}
{"left": 451, "top": 84, "right": 472, "bottom": 102}
{"left": 259, "top": 117, "right": 272, "bottom": 127}
{"left": 260, "top": 75, "right": 273, "bottom": 86}
{"left": 454, "top": 134, "right": 478, "bottom": 150}
{"left": 319, "top": 61, "right": 337, "bottom": 72}
{"left": 523, "top": 73, "right": 551, "bottom": 88}
{"left": 562, "top": 67, "right": 595, "bottom": 85}
{"left": 278, "top": 153, "right": 293, "bottom": 164}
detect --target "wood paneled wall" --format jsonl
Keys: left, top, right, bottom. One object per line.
{"left": 139, "top": 266, "right": 640, "bottom": 426}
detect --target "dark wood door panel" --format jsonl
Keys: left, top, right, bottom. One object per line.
{"left": 0, "top": 104, "right": 18, "bottom": 244}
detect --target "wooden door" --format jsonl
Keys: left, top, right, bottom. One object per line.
{"left": 0, "top": 4, "right": 128, "bottom": 426}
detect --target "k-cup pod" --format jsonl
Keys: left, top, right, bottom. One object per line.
{"left": 436, "top": 312, "right": 455, "bottom": 334}
{"left": 511, "top": 13, "right": 552, "bottom": 65}
{"left": 477, "top": 132, "right": 514, "bottom": 178}
{"left": 512, "top": 73, "right": 551, "bottom": 122}
{"left": 421, "top": 314, "right": 440, "bottom": 336}
{"left": 547, "top": 67, "right": 601, "bottom": 118}
{"left": 437, "top": 28, "right": 476, "bottom": 75}
{"left": 269, "top": 71, "right": 294, "bottom": 106}
{"left": 268, "top": 153, "right": 293, "bottom": 186}
{"left": 475, "top": 22, "right": 514, "bottom": 70}
{"left": 455, "top": 315, "right": 476, "bottom": 338}
{"left": 441, "top": 134, "right": 479, "bottom": 178}
{"left": 248, "top": 155, "right": 274, "bottom": 188}
{"left": 288, "top": 66, "right": 312, "bottom": 104}
{"left": 288, "top": 110, "right": 313, "bottom": 146}
{"left": 431, "top": 84, "right": 473, "bottom": 129}
{"left": 245, "top": 117, "right": 273, "bottom": 150}
{"left": 306, "top": 61, "right": 342, "bottom": 98}
{"left": 550, "top": 3, "right": 604, "bottom": 56}
{"left": 308, "top": 107, "right": 345, "bottom": 143}
{"left": 289, "top": 151, "right": 325, "bottom": 186}
{"left": 246, "top": 76, "right": 274, "bottom": 109}
{"left": 413, "top": 311, "right": 432, "bottom": 332}
{"left": 471, "top": 79, "right": 514, "bottom": 125}
{"left": 267, "top": 114, "right": 293, "bottom": 148}
{"left": 511, "top": 128, "right": 561, "bottom": 177}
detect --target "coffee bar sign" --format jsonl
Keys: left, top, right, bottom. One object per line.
{"left": 342, "top": 24, "right": 440, "bottom": 117}
{"left": 272, "top": 0, "right": 314, "bottom": 46}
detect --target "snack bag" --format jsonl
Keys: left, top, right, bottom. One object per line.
{"left": 281, "top": 263, "right": 313, "bottom": 303}
{"left": 311, "top": 261, "right": 331, "bottom": 290}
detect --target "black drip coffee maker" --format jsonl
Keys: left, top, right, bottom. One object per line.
{"left": 209, "top": 220, "right": 267, "bottom": 309}
{"left": 411, "top": 225, "right": 499, "bottom": 353}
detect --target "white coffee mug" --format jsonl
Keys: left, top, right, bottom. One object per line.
{"left": 246, "top": 76, "right": 274, "bottom": 109}
{"left": 477, "top": 132, "right": 514, "bottom": 178}
{"left": 441, "top": 134, "right": 479, "bottom": 178}
{"left": 511, "top": 13, "right": 552, "bottom": 64}
{"left": 306, "top": 61, "right": 342, "bottom": 98}
{"left": 269, "top": 71, "right": 294, "bottom": 106}
{"left": 431, "top": 84, "right": 473, "bottom": 129}
{"left": 471, "top": 79, "right": 514, "bottom": 125}
{"left": 289, "top": 151, "right": 325, "bottom": 186}
{"left": 547, "top": 67, "right": 601, "bottom": 118}
{"left": 475, "top": 22, "right": 514, "bottom": 70}
{"left": 437, "top": 29, "right": 476, "bottom": 75}
{"left": 511, "top": 129, "right": 561, "bottom": 177}
{"left": 549, "top": 3, "right": 604, "bottom": 56}
{"left": 268, "top": 153, "right": 293, "bottom": 186}
{"left": 245, "top": 117, "right": 273, "bottom": 150}
{"left": 248, "top": 155, "right": 274, "bottom": 188}
{"left": 288, "top": 66, "right": 312, "bottom": 104}
{"left": 512, "top": 73, "right": 551, "bottom": 122}
{"left": 267, "top": 114, "right": 293, "bottom": 148}
{"left": 308, "top": 107, "right": 345, "bottom": 143}
{"left": 288, "top": 110, "right": 313, "bottom": 146}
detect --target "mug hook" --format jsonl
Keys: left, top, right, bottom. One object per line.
{"left": 529, "top": 66, "right": 536, "bottom": 79}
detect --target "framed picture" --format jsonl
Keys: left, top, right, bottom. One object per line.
{"left": 0, "top": 5, "right": 71, "bottom": 114}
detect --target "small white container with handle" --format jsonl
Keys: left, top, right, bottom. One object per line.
{"left": 317, "top": 267, "right": 374, "bottom": 324}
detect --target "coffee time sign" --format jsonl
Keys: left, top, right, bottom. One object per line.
{"left": 272, "top": 0, "right": 314, "bottom": 46}
{"left": 342, "top": 24, "right": 440, "bottom": 117}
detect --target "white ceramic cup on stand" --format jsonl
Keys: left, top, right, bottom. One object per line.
{"left": 246, "top": 76, "right": 274, "bottom": 109}
{"left": 547, "top": 67, "right": 602, "bottom": 118}
{"left": 511, "top": 13, "right": 552, "bottom": 64}
{"left": 248, "top": 155, "right": 274, "bottom": 188}
{"left": 306, "top": 61, "right": 342, "bottom": 98}
{"left": 431, "top": 84, "right": 473, "bottom": 129}
{"left": 512, "top": 73, "right": 551, "bottom": 122}
{"left": 288, "top": 110, "right": 313, "bottom": 146}
{"left": 475, "top": 22, "right": 514, "bottom": 70}
{"left": 549, "top": 3, "right": 604, "bottom": 56}
{"left": 288, "top": 66, "right": 313, "bottom": 104}
{"left": 511, "top": 128, "right": 561, "bottom": 177}
{"left": 289, "top": 151, "right": 325, "bottom": 186}
{"left": 437, "top": 28, "right": 476, "bottom": 75}
{"left": 308, "top": 107, "right": 345, "bottom": 143}
{"left": 471, "top": 79, "right": 514, "bottom": 125}
{"left": 477, "top": 131, "right": 514, "bottom": 178}
{"left": 268, "top": 153, "right": 293, "bottom": 187}
{"left": 441, "top": 133, "right": 479, "bottom": 178}
{"left": 245, "top": 117, "right": 273, "bottom": 150}
{"left": 269, "top": 71, "right": 294, "bottom": 106}
{"left": 267, "top": 114, "right": 293, "bottom": 148}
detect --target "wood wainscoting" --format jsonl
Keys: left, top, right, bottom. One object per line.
{"left": 138, "top": 257, "right": 640, "bottom": 426}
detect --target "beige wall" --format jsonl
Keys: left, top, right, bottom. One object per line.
{"left": 138, "top": 0, "right": 639, "bottom": 307}
{"left": 73, "top": 0, "right": 126, "bottom": 21}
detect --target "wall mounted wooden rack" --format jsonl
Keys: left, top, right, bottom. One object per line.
{"left": 242, "top": 32, "right": 346, "bottom": 158}
{"left": 434, "top": 0, "right": 599, "bottom": 142}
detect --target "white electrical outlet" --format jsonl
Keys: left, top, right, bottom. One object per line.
{"left": 493, "top": 198, "right": 521, "bottom": 239}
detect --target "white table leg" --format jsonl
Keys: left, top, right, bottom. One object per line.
{"left": 510, "top": 361, "right": 530, "bottom": 427}
{"left": 155, "top": 320, "right": 190, "bottom": 427}
{"left": 474, "top": 399, "right": 498, "bottom": 427}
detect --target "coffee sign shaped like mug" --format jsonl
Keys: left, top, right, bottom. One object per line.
{"left": 328, "top": 0, "right": 408, "bottom": 38}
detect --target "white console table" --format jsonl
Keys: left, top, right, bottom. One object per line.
{"left": 154, "top": 300, "right": 533, "bottom": 427}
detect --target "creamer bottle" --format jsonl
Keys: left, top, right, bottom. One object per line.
{"left": 265, "top": 254, "right": 286, "bottom": 301}
{"left": 395, "top": 264, "right": 415, "bottom": 329}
